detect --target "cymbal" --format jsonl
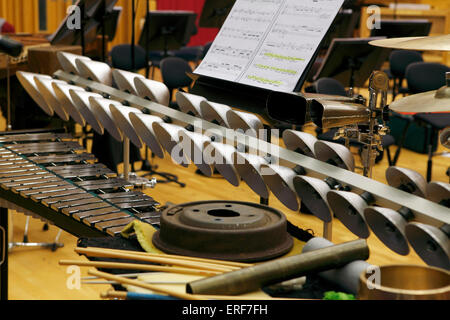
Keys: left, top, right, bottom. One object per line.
{"left": 389, "top": 86, "right": 450, "bottom": 114}
{"left": 369, "top": 34, "right": 450, "bottom": 51}
{"left": 440, "top": 127, "right": 450, "bottom": 149}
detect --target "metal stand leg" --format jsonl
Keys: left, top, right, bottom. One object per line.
{"left": 8, "top": 215, "right": 64, "bottom": 252}
{"left": 1, "top": 207, "right": 8, "bottom": 300}
{"left": 121, "top": 138, "right": 157, "bottom": 189}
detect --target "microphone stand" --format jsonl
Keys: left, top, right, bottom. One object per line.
{"left": 131, "top": 0, "right": 136, "bottom": 71}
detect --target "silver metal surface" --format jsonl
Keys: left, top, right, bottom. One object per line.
{"left": 53, "top": 70, "right": 450, "bottom": 228}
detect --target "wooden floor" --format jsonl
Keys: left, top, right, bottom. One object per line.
{"left": 3, "top": 75, "right": 450, "bottom": 300}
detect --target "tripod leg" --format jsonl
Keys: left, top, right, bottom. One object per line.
{"left": 23, "top": 216, "right": 30, "bottom": 243}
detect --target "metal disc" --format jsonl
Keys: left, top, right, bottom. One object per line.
{"left": 129, "top": 113, "right": 164, "bottom": 159}
{"left": 427, "top": 181, "right": 450, "bottom": 207}
{"left": 109, "top": 104, "right": 144, "bottom": 148}
{"left": 176, "top": 92, "right": 205, "bottom": 116}
{"left": 57, "top": 52, "right": 91, "bottom": 75}
{"left": 76, "top": 59, "right": 113, "bottom": 86}
{"left": 16, "top": 72, "right": 54, "bottom": 116}
{"left": 89, "top": 97, "right": 124, "bottom": 142}
{"left": 200, "top": 101, "right": 231, "bottom": 127}
{"left": 134, "top": 77, "right": 170, "bottom": 106}
{"left": 440, "top": 127, "right": 450, "bottom": 149}
{"left": 293, "top": 176, "right": 332, "bottom": 222}
{"left": 179, "top": 130, "right": 213, "bottom": 177}
{"left": 69, "top": 90, "right": 104, "bottom": 135}
{"left": 204, "top": 142, "right": 240, "bottom": 186}
{"left": 364, "top": 206, "right": 410, "bottom": 255}
{"left": 405, "top": 222, "right": 450, "bottom": 270}
{"left": 282, "top": 130, "right": 317, "bottom": 158}
{"left": 52, "top": 82, "right": 86, "bottom": 126}
{"left": 369, "top": 35, "right": 450, "bottom": 52}
{"left": 152, "top": 201, "right": 293, "bottom": 262}
{"left": 327, "top": 190, "right": 371, "bottom": 238}
{"left": 260, "top": 164, "right": 300, "bottom": 211}
{"left": 227, "top": 110, "right": 263, "bottom": 138}
{"left": 34, "top": 77, "right": 70, "bottom": 121}
{"left": 152, "top": 122, "right": 189, "bottom": 167}
{"left": 233, "top": 152, "right": 270, "bottom": 199}
{"left": 386, "top": 166, "right": 427, "bottom": 197}
{"left": 314, "top": 140, "right": 355, "bottom": 171}
{"left": 112, "top": 69, "right": 144, "bottom": 95}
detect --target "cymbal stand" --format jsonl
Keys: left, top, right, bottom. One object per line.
{"left": 335, "top": 71, "right": 390, "bottom": 178}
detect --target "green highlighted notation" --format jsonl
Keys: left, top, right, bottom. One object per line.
{"left": 247, "top": 75, "right": 282, "bottom": 86}
{"left": 263, "top": 52, "right": 305, "bottom": 62}
{"left": 255, "top": 64, "right": 297, "bottom": 75}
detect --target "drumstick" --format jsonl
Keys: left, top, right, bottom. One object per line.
{"left": 79, "top": 246, "right": 252, "bottom": 268}
{"left": 59, "top": 260, "right": 222, "bottom": 277}
{"left": 88, "top": 269, "right": 204, "bottom": 300}
{"left": 75, "top": 247, "right": 238, "bottom": 273}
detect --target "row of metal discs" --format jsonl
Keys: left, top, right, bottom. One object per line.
{"left": 17, "top": 52, "right": 449, "bottom": 269}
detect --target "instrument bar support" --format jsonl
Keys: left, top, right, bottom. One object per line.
{"left": 54, "top": 71, "right": 450, "bottom": 229}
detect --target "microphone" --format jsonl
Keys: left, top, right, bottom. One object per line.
{"left": 0, "top": 35, "right": 23, "bottom": 57}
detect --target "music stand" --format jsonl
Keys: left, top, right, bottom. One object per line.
{"left": 48, "top": 0, "right": 118, "bottom": 57}
{"left": 199, "top": 0, "right": 235, "bottom": 28}
{"left": 313, "top": 37, "right": 391, "bottom": 89}
{"left": 370, "top": 19, "right": 432, "bottom": 38}
{"left": 139, "top": 10, "right": 198, "bottom": 58}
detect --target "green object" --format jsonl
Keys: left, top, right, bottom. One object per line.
{"left": 323, "top": 291, "right": 356, "bottom": 300}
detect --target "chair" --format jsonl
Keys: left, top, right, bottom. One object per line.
{"left": 110, "top": 44, "right": 149, "bottom": 72}
{"left": 314, "top": 77, "right": 396, "bottom": 165}
{"left": 200, "top": 41, "right": 213, "bottom": 60}
{"left": 389, "top": 50, "right": 423, "bottom": 100}
{"left": 404, "top": 62, "right": 450, "bottom": 181}
{"left": 160, "top": 57, "right": 193, "bottom": 108}
{"left": 171, "top": 46, "right": 203, "bottom": 66}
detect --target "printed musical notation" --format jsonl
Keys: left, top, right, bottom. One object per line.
{"left": 194, "top": 0, "right": 345, "bottom": 92}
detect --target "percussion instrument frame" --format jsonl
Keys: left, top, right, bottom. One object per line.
{"left": 54, "top": 71, "right": 450, "bottom": 232}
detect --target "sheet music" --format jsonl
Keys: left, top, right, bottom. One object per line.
{"left": 194, "top": 0, "right": 345, "bottom": 93}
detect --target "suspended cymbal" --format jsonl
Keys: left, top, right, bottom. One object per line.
{"left": 369, "top": 35, "right": 450, "bottom": 52}
{"left": 389, "top": 87, "right": 450, "bottom": 114}
{"left": 440, "top": 127, "right": 450, "bottom": 149}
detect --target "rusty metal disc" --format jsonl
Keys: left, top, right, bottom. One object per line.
{"left": 152, "top": 201, "right": 294, "bottom": 262}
